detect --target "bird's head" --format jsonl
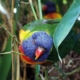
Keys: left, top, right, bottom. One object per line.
{"left": 19, "top": 30, "right": 53, "bottom": 64}
{"left": 42, "top": 1, "right": 56, "bottom": 15}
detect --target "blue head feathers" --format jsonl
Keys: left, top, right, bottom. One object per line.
{"left": 22, "top": 31, "right": 53, "bottom": 62}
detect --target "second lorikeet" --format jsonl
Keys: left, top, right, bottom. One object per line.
{"left": 42, "top": 1, "right": 62, "bottom": 19}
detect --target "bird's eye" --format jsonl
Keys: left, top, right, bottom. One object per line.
{"left": 32, "top": 39, "right": 36, "bottom": 44}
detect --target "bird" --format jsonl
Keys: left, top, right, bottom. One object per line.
{"left": 18, "top": 19, "right": 61, "bottom": 66}
{"left": 19, "top": 29, "right": 53, "bottom": 65}
{"left": 42, "top": 1, "right": 62, "bottom": 19}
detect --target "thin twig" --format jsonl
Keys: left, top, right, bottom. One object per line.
{"left": 39, "top": 74, "right": 45, "bottom": 80}
{"left": 65, "top": 66, "right": 80, "bottom": 76}
{"left": 0, "top": 24, "right": 20, "bottom": 45}
{"left": 0, "top": 51, "right": 13, "bottom": 54}
{"left": 33, "top": 0, "right": 39, "bottom": 18}
{"left": 11, "top": 0, "right": 17, "bottom": 80}
{"left": 21, "top": 0, "right": 38, "bottom": 20}
{"left": 13, "top": 35, "right": 20, "bottom": 45}
{"left": 29, "top": 0, "right": 38, "bottom": 20}
{"left": 38, "top": 0, "right": 43, "bottom": 19}
{"left": 21, "top": 1, "right": 30, "bottom": 4}
{"left": 0, "top": 51, "right": 24, "bottom": 55}
{"left": 15, "top": 42, "right": 20, "bottom": 80}
{"left": 0, "top": 23, "right": 13, "bottom": 37}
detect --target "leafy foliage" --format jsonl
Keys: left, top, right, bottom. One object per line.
{"left": 0, "top": 37, "right": 12, "bottom": 80}
{"left": 0, "top": 0, "right": 80, "bottom": 80}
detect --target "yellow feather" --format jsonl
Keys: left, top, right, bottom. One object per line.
{"left": 24, "top": 31, "right": 37, "bottom": 40}
{"left": 19, "top": 30, "right": 30, "bottom": 43}
{"left": 19, "top": 29, "right": 37, "bottom": 44}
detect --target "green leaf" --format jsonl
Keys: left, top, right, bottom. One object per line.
{"left": 0, "top": 57, "right": 2, "bottom": 69}
{"left": 47, "top": 28, "right": 80, "bottom": 62}
{"left": 0, "top": 37, "right": 12, "bottom": 80}
{"left": 50, "top": 0, "right": 80, "bottom": 62}
{"left": 53, "top": 0, "right": 80, "bottom": 49}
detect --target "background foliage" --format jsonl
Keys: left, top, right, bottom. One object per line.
{"left": 0, "top": 0, "right": 80, "bottom": 80}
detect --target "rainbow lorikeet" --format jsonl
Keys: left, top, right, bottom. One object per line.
{"left": 19, "top": 28, "right": 53, "bottom": 65}
{"left": 42, "top": 1, "right": 62, "bottom": 19}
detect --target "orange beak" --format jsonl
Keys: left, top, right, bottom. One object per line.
{"left": 35, "top": 46, "right": 45, "bottom": 60}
